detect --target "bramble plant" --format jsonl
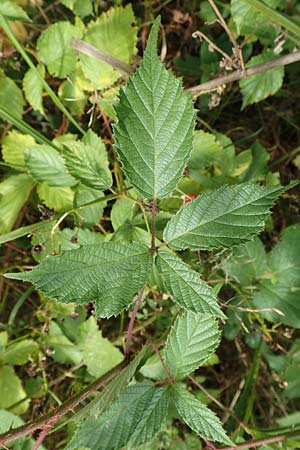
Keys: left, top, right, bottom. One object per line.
{"left": 2, "top": 16, "right": 296, "bottom": 450}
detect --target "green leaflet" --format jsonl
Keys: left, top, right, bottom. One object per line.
{"left": 0, "top": 339, "right": 38, "bottom": 365}
{"left": 37, "top": 21, "right": 83, "bottom": 78}
{"left": 222, "top": 237, "right": 268, "bottom": 286}
{"left": 37, "top": 182, "right": 74, "bottom": 212}
{"left": 164, "top": 183, "right": 288, "bottom": 251}
{"left": 24, "top": 145, "right": 77, "bottom": 187}
{"left": 62, "top": 140, "right": 112, "bottom": 190}
{"left": 165, "top": 311, "right": 221, "bottom": 378}
{"left": 172, "top": 385, "right": 233, "bottom": 445}
{"left": 0, "top": 75, "right": 25, "bottom": 120}
{"left": 0, "top": 174, "right": 35, "bottom": 234}
{"left": 1, "top": 130, "right": 36, "bottom": 170}
{"left": 113, "top": 16, "right": 195, "bottom": 199}
{"left": 66, "top": 381, "right": 169, "bottom": 450}
{"left": 156, "top": 249, "right": 225, "bottom": 319}
{"left": 79, "top": 5, "right": 138, "bottom": 90}
{"left": 23, "top": 65, "right": 46, "bottom": 116}
{"left": 239, "top": 50, "right": 284, "bottom": 109}
{"left": 0, "top": 1, "right": 31, "bottom": 22}
{"left": 5, "top": 241, "right": 152, "bottom": 318}
{"left": 252, "top": 225, "right": 300, "bottom": 328}
{"left": 0, "top": 366, "right": 30, "bottom": 414}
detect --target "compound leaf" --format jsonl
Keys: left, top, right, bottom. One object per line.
{"left": 5, "top": 241, "right": 151, "bottom": 318}
{"left": 156, "top": 249, "right": 225, "bottom": 319}
{"left": 165, "top": 311, "right": 220, "bottom": 378}
{"left": 164, "top": 183, "right": 288, "bottom": 251}
{"left": 25, "top": 145, "right": 77, "bottom": 187}
{"left": 113, "top": 16, "right": 195, "bottom": 199}
{"left": 172, "top": 385, "right": 233, "bottom": 445}
{"left": 66, "top": 381, "right": 168, "bottom": 450}
{"left": 62, "top": 140, "right": 112, "bottom": 190}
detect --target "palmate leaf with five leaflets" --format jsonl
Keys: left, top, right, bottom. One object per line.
{"left": 156, "top": 249, "right": 225, "bottom": 318}
{"left": 164, "top": 183, "right": 289, "bottom": 251}
{"left": 165, "top": 311, "right": 221, "bottom": 378}
{"left": 113, "top": 16, "right": 195, "bottom": 199}
{"left": 5, "top": 242, "right": 152, "bottom": 318}
{"left": 66, "top": 381, "right": 169, "bottom": 450}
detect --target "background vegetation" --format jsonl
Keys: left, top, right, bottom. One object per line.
{"left": 0, "top": 0, "right": 300, "bottom": 449}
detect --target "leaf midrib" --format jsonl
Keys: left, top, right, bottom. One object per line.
{"left": 167, "top": 186, "right": 281, "bottom": 243}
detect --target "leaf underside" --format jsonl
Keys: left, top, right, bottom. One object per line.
{"left": 172, "top": 385, "right": 233, "bottom": 445}
{"left": 5, "top": 242, "right": 151, "bottom": 318}
{"left": 156, "top": 249, "right": 225, "bottom": 319}
{"left": 165, "top": 311, "right": 221, "bottom": 378}
{"left": 66, "top": 381, "right": 168, "bottom": 450}
{"left": 164, "top": 183, "right": 288, "bottom": 250}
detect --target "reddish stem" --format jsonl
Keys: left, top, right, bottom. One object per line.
{"left": 125, "top": 287, "right": 146, "bottom": 355}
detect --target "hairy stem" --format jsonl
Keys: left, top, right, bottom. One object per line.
{"left": 0, "top": 360, "right": 127, "bottom": 446}
{"left": 125, "top": 286, "right": 146, "bottom": 355}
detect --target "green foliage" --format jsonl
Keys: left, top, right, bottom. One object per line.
{"left": 23, "top": 65, "right": 46, "bottom": 116}
{"left": 46, "top": 316, "right": 123, "bottom": 376}
{"left": 164, "top": 183, "right": 287, "bottom": 250}
{"left": 79, "top": 5, "right": 137, "bottom": 90}
{"left": 156, "top": 249, "right": 225, "bottom": 318}
{"left": 0, "top": 0, "right": 31, "bottom": 22}
{"left": 0, "top": 72, "right": 25, "bottom": 120}
{"left": 239, "top": 51, "right": 284, "bottom": 108}
{"left": 62, "top": 140, "right": 112, "bottom": 190}
{"left": 1, "top": 129, "right": 36, "bottom": 169}
{"left": 172, "top": 385, "right": 233, "bottom": 445}
{"left": 37, "top": 21, "right": 83, "bottom": 78}
{"left": 67, "top": 382, "right": 169, "bottom": 450}
{"left": 0, "top": 174, "right": 35, "bottom": 233}
{"left": 0, "top": 410, "right": 45, "bottom": 450}
{"left": 24, "top": 145, "right": 77, "bottom": 187}
{"left": 0, "top": 366, "right": 29, "bottom": 414}
{"left": 0, "top": 7, "right": 298, "bottom": 450}
{"left": 113, "top": 16, "right": 195, "bottom": 199}
{"left": 224, "top": 225, "right": 300, "bottom": 328}
{"left": 6, "top": 242, "right": 152, "bottom": 318}
{"left": 252, "top": 225, "right": 300, "bottom": 328}
{"left": 165, "top": 311, "right": 220, "bottom": 378}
